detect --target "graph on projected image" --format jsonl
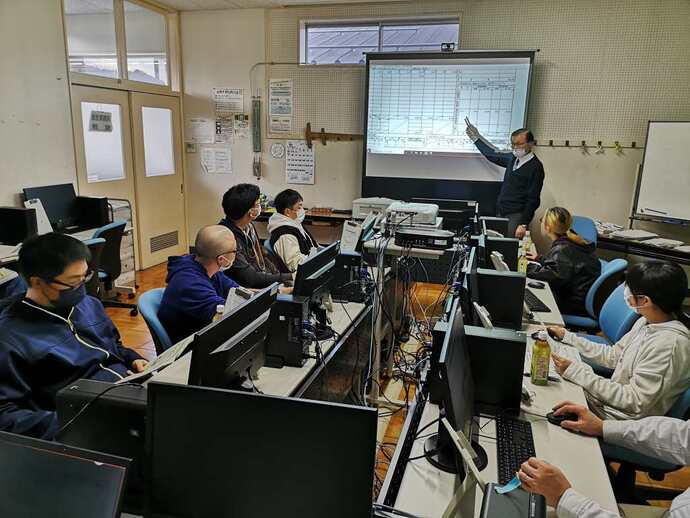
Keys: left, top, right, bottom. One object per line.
{"left": 366, "top": 64, "right": 530, "bottom": 155}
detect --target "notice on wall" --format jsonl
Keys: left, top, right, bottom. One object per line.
{"left": 201, "top": 145, "right": 232, "bottom": 174}
{"left": 269, "top": 79, "right": 293, "bottom": 133}
{"left": 185, "top": 118, "right": 214, "bottom": 144}
{"left": 213, "top": 87, "right": 244, "bottom": 115}
{"left": 215, "top": 117, "right": 233, "bottom": 144}
{"left": 233, "top": 114, "right": 250, "bottom": 139}
{"left": 285, "top": 140, "right": 314, "bottom": 184}
{"left": 89, "top": 111, "right": 112, "bottom": 132}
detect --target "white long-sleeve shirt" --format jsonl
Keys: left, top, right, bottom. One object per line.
{"left": 557, "top": 417, "right": 690, "bottom": 517}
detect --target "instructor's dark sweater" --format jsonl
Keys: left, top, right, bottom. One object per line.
{"left": 474, "top": 138, "right": 545, "bottom": 225}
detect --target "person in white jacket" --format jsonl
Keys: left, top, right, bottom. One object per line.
{"left": 548, "top": 261, "right": 690, "bottom": 420}
{"left": 266, "top": 189, "right": 319, "bottom": 274}
{"left": 518, "top": 401, "right": 690, "bottom": 517}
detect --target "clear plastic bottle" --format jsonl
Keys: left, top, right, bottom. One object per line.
{"left": 531, "top": 331, "right": 551, "bottom": 386}
{"left": 212, "top": 304, "right": 224, "bottom": 322}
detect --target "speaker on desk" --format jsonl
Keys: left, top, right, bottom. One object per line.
{"left": 0, "top": 207, "right": 38, "bottom": 245}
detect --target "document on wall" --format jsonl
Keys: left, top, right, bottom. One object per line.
{"left": 213, "top": 87, "right": 243, "bottom": 115}
{"left": 200, "top": 145, "right": 232, "bottom": 174}
{"left": 285, "top": 140, "right": 314, "bottom": 184}
{"left": 185, "top": 118, "right": 214, "bottom": 144}
{"left": 269, "top": 79, "right": 293, "bottom": 133}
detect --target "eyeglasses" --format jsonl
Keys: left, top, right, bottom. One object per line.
{"left": 45, "top": 270, "right": 94, "bottom": 290}
{"left": 217, "top": 250, "right": 237, "bottom": 258}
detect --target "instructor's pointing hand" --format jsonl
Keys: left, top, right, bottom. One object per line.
{"left": 465, "top": 117, "right": 479, "bottom": 140}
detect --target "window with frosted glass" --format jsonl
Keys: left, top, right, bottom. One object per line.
{"left": 81, "top": 102, "right": 126, "bottom": 182}
{"left": 142, "top": 107, "right": 175, "bottom": 177}
{"left": 64, "top": 0, "right": 119, "bottom": 79}
{"left": 124, "top": 1, "right": 168, "bottom": 85}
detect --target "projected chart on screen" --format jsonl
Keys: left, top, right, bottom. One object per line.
{"left": 366, "top": 63, "right": 530, "bottom": 156}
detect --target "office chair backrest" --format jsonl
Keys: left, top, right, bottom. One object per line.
{"left": 584, "top": 258, "right": 628, "bottom": 319}
{"left": 138, "top": 288, "right": 172, "bottom": 354}
{"left": 599, "top": 283, "right": 641, "bottom": 344}
{"left": 263, "top": 238, "right": 274, "bottom": 254}
{"left": 667, "top": 387, "right": 690, "bottom": 421}
{"left": 82, "top": 237, "right": 106, "bottom": 298}
{"left": 571, "top": 216, "right": 598, "bottom": 244}
{"left": 93, "top": 220, "right": 127, "bottom": 281}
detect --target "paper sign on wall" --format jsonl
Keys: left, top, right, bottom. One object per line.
{"left": 185, "top": 118, "right": 214, "bottom": 144}
{"left": 269, "top": 79, "right": 293, "bottom": 133}
{"left": 213, "top": 87, "right": 244, "bottom": 115}
{"left": 89, "top": 111, "right": 112, "bottom": 132}
{"left": 201, "top": 145, "right": 232, "bottom": 174}
{"left": 285, "top": 140, "right": 314, "bottom": 184}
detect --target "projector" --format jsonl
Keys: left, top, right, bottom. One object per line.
{"left": 352, "top": 197, "right": 397, "bottom": 220}
{"left": 395, "top": 228, "right": 455, "bottom": 250}
{"left": 386, "top": 202, "right": 439, "bottom": 226}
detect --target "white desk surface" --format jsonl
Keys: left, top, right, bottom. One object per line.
{"left": 389, "top": 323, "right": 617, "bottom": 518}
{"left": 524, "top": 281, "right": 565, "bottom": 327}
{"left": 364, "top": 237, "right": 446, "bottom": 260}
{"left": 149, "top": 302, "right": 366, "bottom": 398}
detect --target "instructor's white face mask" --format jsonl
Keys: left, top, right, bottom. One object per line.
{"left": 624, "top": 285, "right": 645, "bottom": 313}
{"left": 512, "top": 148, "right": 528, "bottom": 159}
{"left": 296, "top": 208, "right": 306, "bottom": 223}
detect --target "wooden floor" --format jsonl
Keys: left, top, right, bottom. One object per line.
{"left": 107, "top": 269, "right": 688, "bottom": 507}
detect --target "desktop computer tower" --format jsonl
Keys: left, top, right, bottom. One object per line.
{"left": 464, "top": 325, "right": 526, "bottom": 415}
{"left": 476, "top": 268, "right": 526, "bottom": 330}
{"left": 265, "top": 295, "right": 311, "bottom": 368}
{"left": 56, "top": 379, "right": 147, "bottom": 514}
{"left": 427, "top": 319, "right": 449, "bottom": 404}
{"left": 0, "top": 206, "right": 37, "bottom": 245}
{"left": 74, "top": 196, "right": 110, "bottom": 231}
{"left": 331, "top": 252, "right": 368, "bottom": 303}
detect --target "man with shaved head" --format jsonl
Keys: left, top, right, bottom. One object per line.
{"left": 157, "top": 225, "right": 241, "bottom": 345}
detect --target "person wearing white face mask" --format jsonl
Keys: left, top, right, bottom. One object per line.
{"left": 546, "top": 261, "right": 690, "bottom": 420}
{"left": 158, "top": 225, "right": 241, "bottom": 345}
{"left": 465, "top": 118, "right": 545, "bottom": 239}
{"left": 267, "top": 189, "right": 319, "bottom": 274}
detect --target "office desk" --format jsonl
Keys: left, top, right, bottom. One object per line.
{"left": 380, "top": 323, "right": 617, "bottom": 517}
{"left": 149, "top": 302, "right": 370, "bottom": 399}
{"left": 598, "top": 234, "right": 690, "bottom": 266}
{"left": 524, "top": 281, "right": 565, "bottom": 327}
{"left": 0, "top": 227, "right": 103, "bottom": 267}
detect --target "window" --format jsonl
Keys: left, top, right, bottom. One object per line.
{"left": 64, "top": 0, "right": 119, "bottom": 78}
{"left": 63, "top": 0, "right": 172, "bottom": 88}
{"left": 302, "top": 20, "right": 459, "bottom": 65}
{"left": 81, "top": 102, "right": 126, "bottom": 183}
{"left": 141, "top": 107, "right": 175, "bottom": 177}
{"left": 124, "top": 1, "right": 169, "bottom": 85}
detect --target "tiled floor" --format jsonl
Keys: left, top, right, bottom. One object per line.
{"left": 107, "top": 269, "right": 688, "bottom": 508}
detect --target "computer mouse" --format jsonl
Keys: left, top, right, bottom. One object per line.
{"left": 546, "top": 411, "right": 578, "bottom": 426}
{"left": 528, "top": 281, "right": 546, "bottom": 289}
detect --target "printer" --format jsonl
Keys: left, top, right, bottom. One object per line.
{"left": 386, "top": 201, "right": 439, "bottom": 226}
{"left": 352, "top": 197, "right": 397, "bottom": 219}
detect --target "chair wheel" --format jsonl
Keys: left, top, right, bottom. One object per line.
{"left": 130, "top": 308, "right": 139, "bottom": 317}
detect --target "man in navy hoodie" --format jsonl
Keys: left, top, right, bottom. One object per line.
{"left": 0, "top": 233, "right": 147, "bottom": 440}
{"left": 158, "top": 225, "right": 240, "bottom": 345}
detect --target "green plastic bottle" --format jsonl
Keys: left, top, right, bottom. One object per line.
{"left": 531, "top": 332, "right": 551, "bottom": 386}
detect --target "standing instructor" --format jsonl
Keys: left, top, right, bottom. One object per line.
{"left": 465, "top": 118, "right": 545, "bottom": 239}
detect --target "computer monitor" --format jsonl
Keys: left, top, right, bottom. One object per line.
{"left": 479, "top": 216, "right": 509, "bottom": 237}
{"left": 23, "top": 183, "right": 77, "bottom": 230}
{"left": 293, "top": 241, "right": 340, "bottom": 298}
{"left": 187, "top": 283, "right": 278, "bottom": 389}
{"left": 0, "top": 430, "right": 129, "bottom": 518}
{"left": 357, "top": 211, "right": 379, "bottom": 250}
{"left": 486, "top": 236, "right": 519, "bottom": 271}
{"left": 424, "top": 299, "right": 480, "bottom": 476}
{"left": 146, "top": 382, "right": 378, "bottom": 518}
{"left": 465, "top": 325, "right": 527, "bottom": 415}
{"left": 475, "top": 268, "right": 526, "bottom": 330}
{"left": 476, "top": 234, "right": 488, "bottom": 268}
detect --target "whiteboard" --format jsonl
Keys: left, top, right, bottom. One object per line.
{"left": 635, "top": 121, "right": 690, "bottom": 222}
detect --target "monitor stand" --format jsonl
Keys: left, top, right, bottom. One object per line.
{"left": 423, "top": 428, "right": 488, "bottom": 475}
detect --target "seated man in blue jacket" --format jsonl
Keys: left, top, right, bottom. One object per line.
{"left": 0, "top": 233, "right": 147, "bottom": 440}
{"left": 158, "top": 225, "right": 240, "bottom": 345}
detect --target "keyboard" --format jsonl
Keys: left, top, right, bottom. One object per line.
{"left": 525, "top": 288, "right": 550, "bottom": 313}
{"left": 496, "top": 415, "right": 536, "bottom": 485}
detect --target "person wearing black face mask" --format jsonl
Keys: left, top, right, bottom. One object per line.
{"left": 0, "top": 233, "right": 147, "bottom": 440}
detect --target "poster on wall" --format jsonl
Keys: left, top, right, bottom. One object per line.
{"left": 185, "top": 118, "right": 214, "bottom": 144}
{"left": 269, "top": 79, "right": 293, "bottom": 133}
{"left": 285, "top": 140, "right": 314, "bottom": 185}
{"left": 213, "top": 87, "right": 243, "bottom": 114}
{"left": 200, "top": 145, "right": 232, "bottom": 174}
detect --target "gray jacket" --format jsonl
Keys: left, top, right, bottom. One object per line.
{"left": 557, "top": 416, "right": 690, "bottom": 517}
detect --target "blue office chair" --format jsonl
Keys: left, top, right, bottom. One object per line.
{"left": 263, "top": 238, "right": 274, "bottom": 254}
{"left": 137, "top": 288, "right": 172, "bottom": 354}
{"left": 562, "top": 258, "right": 628, "bottom": 330}
{"left": 601, "top": 386, "right": 690, "bottom": 503}
{"left": 82, "top": 237, "right": 106, "bottom": 298}
{"left": 93, "top": 220, "right": 138, "bottom": 316}
{"left": 571, "top": 215, "right": 598, "bottom": 244}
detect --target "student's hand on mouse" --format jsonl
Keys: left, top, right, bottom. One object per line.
{"left": 518, "top": 458, "right": 572, "bottom": 508}
{"left": 464, "top": 117, "right": 479, "bottom": 140}
{"left": 515, "top": 224, "right": 527, "bottom": 239}
{"left": 279, "top": 286, "right": 293, "bottom": 295}
{"left": 551, "top": 353, "right": 572, "bottom": 375}
{"left": 131, "top": 359, "right": 148, "bottom": 373}
{"left": 552, "top": 402, "right": 604, "bottom": 437}
{"left": 547, "top": 326, "right": 566, "bottom": 340}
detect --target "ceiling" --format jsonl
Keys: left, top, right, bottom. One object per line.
{"left": 157, "top": 0, "right": 407, "bottom": 10}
